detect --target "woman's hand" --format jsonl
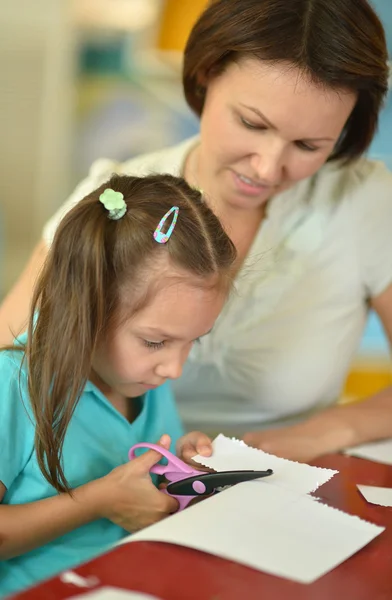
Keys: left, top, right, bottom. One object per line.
{"left": 92, "top": 435, "right": 178, "bottom": 532}
{"left": 176, "top": 430, "right": 213, "bottom": 466}
{"left": 243, "top": 407, "right": 357, "bottom": 463}
{"left": 243, "top": 424, "right": 324, "bottom": 463}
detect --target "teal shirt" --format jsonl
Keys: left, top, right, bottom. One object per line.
{"left": 0, "top": 345, "right": 184, "bottom": 598}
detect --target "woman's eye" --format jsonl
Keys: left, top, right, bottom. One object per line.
{"left": 143, "top": 340, "right": 165, "bottom": 351}
{"left": 240, "top": 117, "right": 266, "bottom": 131}
{"left": 296, "top": 140, "right": 318, "bottom": 152}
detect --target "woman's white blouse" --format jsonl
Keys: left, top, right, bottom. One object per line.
{"left": 43, "top": 137, "right": 392, "bottom": 434}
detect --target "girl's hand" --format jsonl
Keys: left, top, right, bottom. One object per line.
{"left": 176, "top": 431, "right": 213, "bottom": 466}
{"left": 92, "top": 435, "right": 178, "bottom": 532}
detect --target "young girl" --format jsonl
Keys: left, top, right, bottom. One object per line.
{"left": 0, "top": 173, "right": 236, "bottom": 597}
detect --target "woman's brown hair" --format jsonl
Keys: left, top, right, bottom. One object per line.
{"left": 183, "top": 0, "right": 389, "bottom": 162}
{"left": 21, "top": 174, "right": 236, "bottom": 493}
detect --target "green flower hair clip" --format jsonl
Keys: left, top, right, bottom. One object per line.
{"left": 99, "top": 188, "right": 127, "bottom": 221}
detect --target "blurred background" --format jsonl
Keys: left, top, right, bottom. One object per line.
{"left": 0, "top": 0, "right": 391, "bottom": 401}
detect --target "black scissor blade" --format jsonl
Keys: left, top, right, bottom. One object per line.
{"left": 167, "top": 469, "right": 273, "bottom": 496}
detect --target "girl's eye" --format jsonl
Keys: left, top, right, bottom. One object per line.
{"left": 240, "top": 116, "right": 267, "bottom": 131}
{"left": 295, "top": 140, "right": 318, "bottom": 152}
{"left": 143, "top": 340, "right": 165, "bottom": 351}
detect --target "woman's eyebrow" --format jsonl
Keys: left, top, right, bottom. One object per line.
{"left": 240, "top": 103, "right": 277, "bottom": 129}
{"left": 240, "top": 103, "right": 335, "bottom": 141}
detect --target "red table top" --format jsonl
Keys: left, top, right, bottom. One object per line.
{"left": 13, "top": 453, "right": 392, "bottom": 600}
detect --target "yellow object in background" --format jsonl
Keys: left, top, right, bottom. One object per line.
{"left": 341, "top": 360, "right": 392, "bottom": 404}
{"left": 157, "top": 0, "right": 208, "bottom": 52}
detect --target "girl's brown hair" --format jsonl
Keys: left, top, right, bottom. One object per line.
{"left": 183, "top": 0, "right": 389, "bottom": 162}
{"left": 23, "top": 174, "right": 236, "bottom": 493}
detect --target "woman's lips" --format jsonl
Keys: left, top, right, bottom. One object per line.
{"left": 232, "top": 171, "right": 273, "bottom": 196}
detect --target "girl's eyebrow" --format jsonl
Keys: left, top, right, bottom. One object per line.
{"left": 141, "top": 326, "right": 213, "bottom": 340}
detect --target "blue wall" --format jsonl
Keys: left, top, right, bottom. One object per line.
{"left": 360, "top": 1, "right": 392, "bottom": 355}
{"left": 371, "top": 0, "right": 392, "bottom": 56}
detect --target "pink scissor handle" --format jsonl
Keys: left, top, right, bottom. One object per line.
{"left": 128, "top": 442, "right": 202, "bottom": 511}
{"left": 128, "top": 442, "right": 196, "bottom": 477}
{"left": 160, "top": 488, "right": 196, "bottom": 511}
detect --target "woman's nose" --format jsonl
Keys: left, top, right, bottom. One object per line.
{"left": 250, "top": 141, "right": 285, "bottom": 185}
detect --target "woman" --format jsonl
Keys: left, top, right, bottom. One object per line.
{"left": 1, "top": 0, "right": 392, "bottom": 462}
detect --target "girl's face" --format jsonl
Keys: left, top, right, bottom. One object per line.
{"left": 91, "top": 271, "right": 225, "bottom": 400}
{"left": 192, "top": 58, "right": 356, "bottom": 213}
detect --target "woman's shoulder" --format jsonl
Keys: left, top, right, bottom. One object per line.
{"left": 313, "top": 158, "right": 392, "bottom": 296}
{"left": 87, "top": 135, "right": 199, "bottom": 179}
{"left": 42, "top": 136, "right": 199, "bottom": 246}
{"left": 118, "top": 136, "right": 199, "bottom": 177}
{"left": 313, "top": 157, "right": 392, "bottom": 205}
{"left": 269, "top": 157, "right": 392, "bottom": 232}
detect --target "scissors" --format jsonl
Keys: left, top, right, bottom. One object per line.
{"left": 129, "top": 442, "right": 273, "bottom": 511}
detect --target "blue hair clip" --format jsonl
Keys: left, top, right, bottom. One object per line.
{"left": 153, "top": 206, "right": 179, "bottom": 244}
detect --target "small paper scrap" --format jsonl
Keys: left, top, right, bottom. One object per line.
{"left": 345, "top": 438, "right": 392, "bottom": 466}
{"left": 192, "top": 434, "right": 337, "bottom": 495}
{"left": 357, "top": 484, "right": 392, "bottom": 507}
{"left": 70, "top": 588, "right": 162, "bottom": 599}
{"left": 61, "top": 571, "right": 99, "bottom": 588}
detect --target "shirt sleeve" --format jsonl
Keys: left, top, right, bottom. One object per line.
{"left": 353, "top": 160, "right": 392, "bottom": 298}
{"left": 0, "top": 353, "right": 35, "bottom": 490}
{"left": 42, "top": 158, "right": 121, "bottom": 247}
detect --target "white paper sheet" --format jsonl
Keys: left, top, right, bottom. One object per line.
{"left": 344, "top": 438, "right": 392, "bottom": 466}
{"left": 71, "top": 589, "right": 161, "bottom": 600}
{"left": 119, "top": 436, "right": 383, "bottom": 584}
{"left": 129, "top": 482, "right": 384, "bottom": 584}
{"left": 357, "top": 484, "right": 392, "bottom": 507}
{"left": 192, "top": 434, "right": 337, "bottom": 495}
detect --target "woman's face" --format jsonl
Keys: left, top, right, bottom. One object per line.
{"left": 194, "top": 58, "right": 356, "bottom": 213}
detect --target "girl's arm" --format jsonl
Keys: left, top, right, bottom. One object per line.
{"left": 0, "top": 442, "right": 178, "bottom": 560}
{"left": 0, "top": 479, "right": 101, "bottom": 559}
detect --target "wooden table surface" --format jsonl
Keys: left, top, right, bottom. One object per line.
{"left": 13, "top": 453, "right": 392, "bottom": 600}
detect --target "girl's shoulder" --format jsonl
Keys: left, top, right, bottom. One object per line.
{"left": 0, "top": 336, "right": 29, "bottom": 398}
{"left": 0, "top": 338, "right": 33, "bottom": 432}
{"left": 0, "top": 341, "right": 27, "bottom": 380}
{"left": 0, "top": 339, "right": 35, "bottom": 491}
